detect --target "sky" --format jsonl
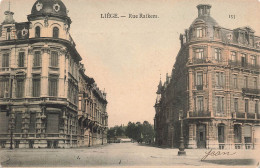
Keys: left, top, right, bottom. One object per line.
{"left": 0, "top": 0, "right": 260, "bottom": 127}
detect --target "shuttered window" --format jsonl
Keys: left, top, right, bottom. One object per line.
{"left": 32, "top": 76, "right": 41, "bottom": 97}
{"left": 33, "top": 51, "right": 41, "bottom": 67}
{"left": 48, "top": 76, "right": 58, "bottom": 96}
{"left": 0, "top": 79, "right": 9, "bottom": 98}
{"left": 46, "top": 113, "right": 59, "bottom": 133}
{"left": 14, "top": 113, "right": 22, "bottom": 133}
{"left": 0, "top": 112, "right": 9, "bottom": 134}
{"left": 2, "top": 53, "right": 9, "bottom": 67}
{"left": 50, "top": 51, "right": 59, "bottom": 67}
{"left": 16, "top": 79, "right": 24, "bottom": 98}
{"left": 244, "top": 125, "right": 252, "bottom": 143}
{"left": 29, "top": 113, "right": 36, "bottom": 133}
{"left": 18, "top": 52, "right": 25, "bottom": 67}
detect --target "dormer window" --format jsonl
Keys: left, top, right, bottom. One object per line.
{"left": 53, "top": 27, "right": 59, "bottom": 38}
{"left": 227, "top": 33, "right": 233, "bottom": 41}
{"left": 196, "top": 27, "right": 204, "bottom": 38}
{"left": 35, "top": 26, "right": 41, "bottom": 38}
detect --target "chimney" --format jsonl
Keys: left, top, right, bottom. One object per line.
{"left": 197, "top": 4, "right": 211, "bottom": 17}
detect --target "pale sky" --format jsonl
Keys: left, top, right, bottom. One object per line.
{"left": 1, "top": 0, "right": 260, "bottom": 127}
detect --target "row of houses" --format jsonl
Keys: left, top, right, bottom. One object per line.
{"left": 154, "top": 4, "right": 260, "bottom": 150}
{"left": 0, "top": 0, "right": 108, "bottom": 148}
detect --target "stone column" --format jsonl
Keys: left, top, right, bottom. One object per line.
{"left": 188, "top": 70, "right": 193, "bottom": 115}
{"left": 208, "top": 68, "right": 213, "bottom": 117}
{"left": 41, "top": 46, "right": 50, "bottom": 97}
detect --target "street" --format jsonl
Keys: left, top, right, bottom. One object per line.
{"left": 0, "top": 143, "right": 259, "bottom": 167}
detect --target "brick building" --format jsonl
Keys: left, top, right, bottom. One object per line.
{"left": 0, "top": 0, "right": 108, "bottom": 148}
{"left": 154, "top": 4, "right": 260, "bottom": 149}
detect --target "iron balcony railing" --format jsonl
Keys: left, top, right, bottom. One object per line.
{"left": 228, "top": 60, "right": 260, "bottom": 71}
{"left": 242, "top": 88, "right": 260, "bottom": 95}
{"left": 232, "top": 112, "right": 259, "bottom": 120}
{"left": 192, "top": 58, "right": 207, "bottom": 64}
{"left": 188, "top": 111, "right": 211, "bottom": 118}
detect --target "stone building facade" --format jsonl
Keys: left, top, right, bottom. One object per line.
{"left": 154, "top": 4, "right": 260, "bottom": 149}
{"left": 0, "top": 0, "right": 108, "bottom": 149}
{"left": 78, "top": 64, "right": 108, "bottom": 147}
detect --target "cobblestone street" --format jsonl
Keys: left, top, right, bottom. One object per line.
{"left": 0, "top": 143, "right": 259, "bottom": 167}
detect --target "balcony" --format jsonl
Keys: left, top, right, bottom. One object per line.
{"left": 247, "top": 113, "right": 256, "bottom": 119}
{"left": 232, "top": 112, "right": 259, "bottom": 120}
{"left": 192, "top": 58, "right": 207, "bottom": 64}
{"left": 188, "top": 111, "right": 211, "bottom": 118}
{"left": 242, "top": 88, "right": 260, "bottom": 96}
{"left": 228, "top": 60, "right": 260, "bottom": 71}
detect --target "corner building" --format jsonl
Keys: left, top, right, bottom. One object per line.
{"left": 0, "top": 0, "right": 108, "bottom": 148}
{"left": 154, "top": 4, "right": 260, "bottom": 149}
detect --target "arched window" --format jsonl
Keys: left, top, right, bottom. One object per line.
{"left": 53, "top": 27, "right": 59, "bottom": 38}
{"left": 35, "top": 26, "right": 41, "bottom": 38}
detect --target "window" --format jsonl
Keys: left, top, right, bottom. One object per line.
{"left": 16, "top": 79, "right": 24, "bottom": 98}
{"left": 53, "top": 27, "right": 59, "bottom": 38}
{"left": 250, "top": 55, "right": 256, "bottom": 66}
{"left": 196, "top": 96, "right": 204, "bottom": 112}
{"left": 241, "top": 54, "right": 246, "bottom": 67}
{"left": 2, "top": 53, "right": 9, "bottom": 67}
{"left": 234, "top": 98, "right": 238, "bottom": 112}
{"left": 0, "top": 79, "right": 9, "bottom": 98}
{"left": 243, "top": 76, "right": 248, "bottom": 88}
{"left": 232, "top": 74, "right": 238, "bottom": 89}
{"left": 33, "top": 51, "right": 41, "bottom": 67}
{"left": 48, "top": 75, "right": 58, "bottom": 96}
{"left": 35, "top": 26, "right": 41, "bottom": 38}
{"left": 195, "top": 48, "right": 204, "bottom": 59}
{"left": 234, "top": 125, "right": 242, "bottom": 143}
{"left": 244, "top": 125, "right": 252, "bottom": 143}
{"left": 14, "top": 113, "right": 22, "bottom": 133}
{"left": 215, "top": 48, "right": 222, "bottom": 62}
{"left": 255, "top": 101, "right": 259, "bottom": 114}
{"left": 230, "top": 52, "right": 236, "bottom": 62}
{"left": 215, "top": 72, "right": 224, "bottom": 88}
{"left": 196, "top": 72, "right": 203, "bottom": 90}
{"left": 6, "top": 28, "right": 11, "bottom": 40}
{"left": 253, "top": 77, "right": 257, "bottom": 89}
{"left": 245, "top": 99, "right": 249, "bottom": 113}
{"left": 18, "top": 52, "right": 25, "bottom": 67}
{"left": 29, "top": 113, "right": 36, "bottom": 133}
{"left": 216, "top": 96, "right": 224, "bottom": 114}
{"left": 32, "top": 75, "right": 41, "bottom": 97}
{"left": 50, "top": 51, "right": 59, "bottom": 67}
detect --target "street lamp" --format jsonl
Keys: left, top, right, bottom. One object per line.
{"left": 10, "top": 122, "right": 14, "bottom": 150}
{"left": 178, "top": 110, "right": 186, "bottom": 156}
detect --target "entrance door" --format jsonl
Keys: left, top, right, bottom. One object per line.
{"left": 197, "top": 124, "right": 206, "bottom": 148}
{"left": 218, "top": 125, "right": 225, "bottom": 143}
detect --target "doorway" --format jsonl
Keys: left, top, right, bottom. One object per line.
{"left": 197, "top": 124, "right": 206, "bottom": 148}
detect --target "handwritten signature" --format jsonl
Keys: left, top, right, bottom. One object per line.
{"left": 201, "top": 149, "right": 236, "bottom": 161}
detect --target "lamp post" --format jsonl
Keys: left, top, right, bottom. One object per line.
{"left": 178, "top": 110, "right": 186, "bottom": 156}
{"left": 101, "top": 128, "right": 104, "bottom": 145}
{"left": 10, "top": 123, "right": 14, "bottom": 150}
